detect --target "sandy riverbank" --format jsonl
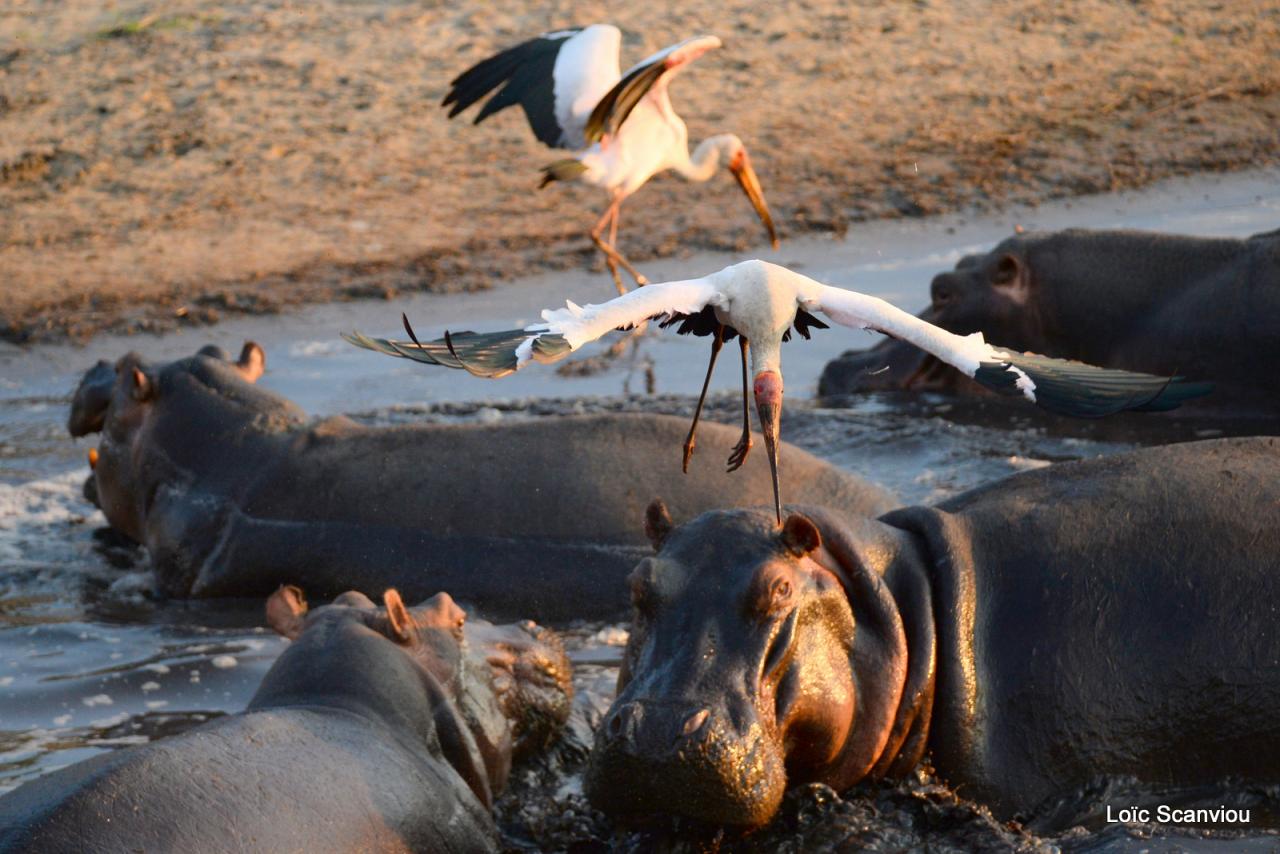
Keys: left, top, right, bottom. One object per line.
{"left": 2, "top": 0, "right": 1277, "bottom": 343}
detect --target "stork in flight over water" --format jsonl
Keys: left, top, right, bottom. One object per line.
{"left": 345, "top": 260, "right": 1211, "bottom": 521}
{"left": 442, "top": 25, "right": 778, "bottom": 294}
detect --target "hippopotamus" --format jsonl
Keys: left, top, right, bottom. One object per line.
{"left": 585, "top": 436, "right": 1280, "bottom": 829}
{"left": 0, "top": 586, "right": 572, "bottom": 853}
{"left": 819, "top": 227, "right": 1280, "bottom": 414}
{"left": 69, "top": 343, "right": 894, "bottom": 619}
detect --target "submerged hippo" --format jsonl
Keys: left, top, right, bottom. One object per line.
{"left": 70, "top": 344, "right": 894, "bottom": 619}
{"left": 0, "top": 586, "right": 572, "bottom": 853}
{"left": 819, "top": 227, "right": 1280, "bottom": 413}
{"left": 585, "top": 436, "right": 1280, "bottom": 829}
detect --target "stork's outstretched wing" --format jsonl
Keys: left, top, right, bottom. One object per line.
{"left": 345, "top": 278, "right": 721, "bottom": 378}
{"left": 442, "top": 25, "right": 621, "bottom": 149}
{"left": 583, "top": 35, "right": 721, "bottom": 143}
{"left": 801, "top": 283, "right": 1211, "bottom": 417}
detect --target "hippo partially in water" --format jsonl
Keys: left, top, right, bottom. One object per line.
{"left": 69, "top": 343, "right": 894, "bottom": 619}
{"left": 0, "top": 586, "right": 572, "bottom": 853}
{"left": 585, "top": 436, "right": 1280, "bottom": 829}
{"left": 819, "top": 227, "right": 1280, "bottom": 414}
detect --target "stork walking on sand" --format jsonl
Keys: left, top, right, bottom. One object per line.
{"left": 346, "top": 260, "right": 1211, "bottom": 521}
{"left": 442, "top": 25, "right": 778, "bottom": 294}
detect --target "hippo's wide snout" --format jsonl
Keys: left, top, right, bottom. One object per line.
{"left": 818, "top": 335, "right": 931, "bottom": 395}
{"left": 585, "top": 695, "right": 787, "bottom": 828}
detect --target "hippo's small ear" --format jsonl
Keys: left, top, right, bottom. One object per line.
{"left": 383, "top": 589, "right": 415, "bottom": 644}
{"left": 235, "top": 341, "right": 265, "bottom": 384}
{"left": 129, "top": 366, "right": 153, "bottom": 402}
{"left": 781, "top": 513, "right": 822, "bottom": 558}
{"left": 990, "top": 253, "right": 1030, "bottom": 306}
{"left": 266, "top": 585, "right": 308, "bottom": 639}
{"left": 644, "top": 499, "right": 673, "bottom": 551}
{"left": 991, "top": 253, "right": 1019, "bottom": 284}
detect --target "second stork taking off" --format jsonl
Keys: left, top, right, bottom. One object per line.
{"left": 442, "top": 25, "right": 779, "bottom": 294}
{"left": 346, "top": 260, "right": 1212, "bottom": 522}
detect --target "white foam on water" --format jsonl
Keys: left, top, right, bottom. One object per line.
{"left": 0, "top": 470, "right": 102, "bottom": 565}
{"left": 211, "top": 655, "right": 237, "bottom": 669}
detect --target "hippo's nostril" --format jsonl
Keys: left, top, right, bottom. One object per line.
{"left": 681, "top": 708, "right": 709, "bottom": 738}
{"left": 607, "top": 702, "right": 640, "bottom": 742}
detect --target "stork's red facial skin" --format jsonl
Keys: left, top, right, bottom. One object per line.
{"left": 753, "top": 371, "right": 783, "bottom": 406}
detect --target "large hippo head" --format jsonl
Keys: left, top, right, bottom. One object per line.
{"left": 819, "top": 233, "right": 1041, "bottom": 397}
{"left": 927, "top": 236, "right": 1042, "bottom": 351}
{"left": 68, "top": 342, "right": 297, "bottom": 540}
{"left": 68, "top": 343, "right": 265, "bottom": 440}
{"left": 585, "top": 502, "right": 933, "bottom": 828}
{"left": 264, "top": 586, "right": 573, "bottom": 806}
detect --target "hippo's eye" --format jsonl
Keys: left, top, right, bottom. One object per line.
{"left": 769, "top": 577, "right": 792, "bottom": 610}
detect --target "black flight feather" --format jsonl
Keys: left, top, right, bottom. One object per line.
{"left": 973, "top": 352, "right": 1212, "bottom": 417}
{"left": 442, "top": 30, "right": 581, "bottom": 148}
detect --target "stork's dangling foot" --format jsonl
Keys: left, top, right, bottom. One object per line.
{"left": 727, "top": 337, "right": 753, "bottom": 472}
{"left": 590, "top": 203, "right": 626, "bottom": 295}
{"left": 608, "top": 201, "right": 648, "bottom": 288}
{"left": 682, "top": 324, "right": 726, "bottom": 473}
{"left": 590, "top": 199, "right": 648, "bottom": 295}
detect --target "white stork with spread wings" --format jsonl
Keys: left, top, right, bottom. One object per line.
{"left": 346, "top": 260, "right": 1211, "bottom": 520}
{"left": 442, "top": 25, "right": 778, "bottom": 294}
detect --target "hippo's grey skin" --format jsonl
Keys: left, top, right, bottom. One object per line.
{"left": 0, "top": 586, "right": 572, "bottom": 853}
{"left": 70, "top": 344, "right": 894, "bottom": 620}
{"left": 585, "top": 437, "right": 1280, "bottom": 829}
{"left": 820, "top": 228, "right": 1280, "bottom": 413}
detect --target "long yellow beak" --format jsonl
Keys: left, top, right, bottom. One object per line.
{"left": 753, "top": 370, "right": 783, "bottom": 522}
{"left": 730, "top": 151, "right": 780, "bottom": 251}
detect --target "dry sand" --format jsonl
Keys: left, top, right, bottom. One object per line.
{"left": 2, "top": 0, "right": 1278, "bottom": 343}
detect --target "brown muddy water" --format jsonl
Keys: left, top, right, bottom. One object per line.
{"left": 2, "top": 171, "right": 1280, "bottom": 851}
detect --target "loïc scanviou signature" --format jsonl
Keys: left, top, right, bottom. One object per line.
{"left": 1106, "top": 805, "right": 1252, "bottom": 825}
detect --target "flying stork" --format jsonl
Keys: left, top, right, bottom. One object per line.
{"left": 345, "top": 260, "right": 1211, "bottom": 521}
{"left": 442, "top": 25, "right": 779, "bottom": 294}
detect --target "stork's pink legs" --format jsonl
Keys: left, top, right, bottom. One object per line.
{"left": 682, "top": 324, "right": 726, "bottom": 473}
{"left": 727, "top": 337, "right": 753, "bottom": 472}
{"left": 590, "top": 196, "right": 648, "bottom": 294}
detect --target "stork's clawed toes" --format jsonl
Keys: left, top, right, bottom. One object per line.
{"left": 726, "top": 432, "right": 752, "bottom": 472}
{"left": 682, "top": 436, "right": 696, "bottom": 474}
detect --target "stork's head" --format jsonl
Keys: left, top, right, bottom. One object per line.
{"left": 753, "top": 369, "right": 784, "bottom": 522}
{"left": 724, "top": 137, "right": 780, "bottom": 251}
